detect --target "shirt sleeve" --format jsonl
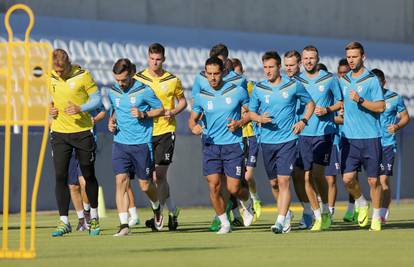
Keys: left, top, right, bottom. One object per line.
{"left": 296, "top": 81, "right": 313, "bottom": 104}
{"left": 331, "top": 76, "right": 343, "bottom": 101}
{"left": 144, "top": 87, "right": 163, "bottom": 110}
{"left": 191, "top": 74, "right": 202, "bottom": 99}
{"left": 248, "top": 85, "right": 260, "bottom": 113}
{"left": 192, "top": 94, "right": 203, "bottom": 114}
{"left": 83, "top": 71, "right": 98, "bottom": 95}
{"left": 240, "top": 76, "right": 248, "bottom": 90}
{"left": 174, "top": 78, "right": 185, "bottom": 99}
{"left": 370, "top": 77, "right": 385, "bottom": 102}
{"left": 239, "top": 86, "right": 249, "bottom": 108}
{"left": 397, "top": 95, "right": 407, "bottom": 113}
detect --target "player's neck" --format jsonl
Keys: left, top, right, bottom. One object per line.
{"left": 211, "top": 81, "right": 224, "bottom": 91}
{"left": 148, "top": 68, "right": 165, "bottom": 78}
{"left": 305, "top": 68, "right": 319, "bottom": 79}
{"left": 351, "top": 65, "right": 365, "bottom": 78}
{"left": 268, "top": 75, "right": 282, "bottom": 86}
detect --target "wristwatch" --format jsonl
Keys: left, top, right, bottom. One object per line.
{"left": 300, "top": 118, "right": 308, "bottom": 125}
{"left": 358, "top": 97, "right": 365, "bottom": 105}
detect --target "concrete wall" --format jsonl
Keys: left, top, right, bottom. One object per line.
{"left": 2, "top": 0, "right": 413, "bottom": 43}
{"left": 1, "top": 128, "right": 413, "bottom": 212}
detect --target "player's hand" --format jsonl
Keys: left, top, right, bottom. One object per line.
{"left": 130, "top": 107, "right": 143, "bottom": 118}
{"left": 387, "top": 124, "right": 399, "bottom": 134}
{"left": 349, "top": 90, "right": 360, "bottom": 103}
{"left": 164, "top": 109, "right": 176, "bottom": 122}
{"left": 258, "top": 112, "right": 272, "bottom": 124}
{"left": 292, "top": 120, "right": 306, "bottom": 134}
{"left": 108, "top": 117, "right": 117, "bottom": 133}
{"left": 191, "top": 124, "right": 203, "bottom": 135}
{"left": 64, "top": 101, "right": 81, "bottom": 115}
{"left": 227, "top": 118, "right": 241, "bottom": 132}
{"left": 339, "top": 106, "right": 344, "bottom": 116}
{"left": 314, "top": 106, "right": 328, "bottom": 116}
{"left": 49, "top": 101, "right": 58, "bottom": 118}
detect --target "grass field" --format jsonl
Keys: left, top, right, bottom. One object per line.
{"left": 1, "top": 202, "right": 414, "bottom": 267}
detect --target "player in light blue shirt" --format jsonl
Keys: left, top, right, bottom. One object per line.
{"left": 249, "top": 51, "right": 315, "bottom": 234}
{"left": 339, "top": 42, "right": 385, "bottom": 231}
{"left": 372, "top": 68, "right": 410, "bottom": 224}
{"left": 107, "top": 58, "right": 164, "bottom": 236}
{"left": 188, "top": 56, "right": 255, "bottom": 234}
{"left": 295, "top": 45, "right": 343, "bottom": 231}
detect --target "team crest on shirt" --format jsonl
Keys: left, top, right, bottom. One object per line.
{"left": 207, "top": 100, "right": 214, "bottom": 110}
{"left": 225, "top": 97, "right": 232, "bottom": 104}
{"left": 130, "top": 96, "right": 136, "bottom": 104}
{"left": 265, "top": 95, "right": 270, "bottom": 104}
{"left": 69, "top": 82, "right": 75, "bottom": 89}
{"left": 319, "top": 85, "right": 325, "bottom": 92}
{"left": 357, "top": 85, "right": 363, "bottom": 93}
{"left": 282, "top": 92, "right": 289, "bottom": 99}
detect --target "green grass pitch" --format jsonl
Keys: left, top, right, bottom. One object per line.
{"left": 1, "top": 202, "right": 413, "bottom": 267}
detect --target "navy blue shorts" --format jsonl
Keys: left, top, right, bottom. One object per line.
{"left": 380, "top": 145, "right": 396, "bottom": 176}
{"left": 325, "top": 144, "right": 341, "bottom": 176}
{"left": 243, "top": 136, "right": 259, "bottom": 168}
{"left": 298, "top": 134, "right": 333, "bottom": 170}
{"left": 202, "top": 142, "right": 244, "bottom": 179}
{"left": 112, "top": 142, "right": 154, "bottom": 180}
{"left": 341, "top": 137, "right": 382, "bottom": 177}
{"left": 68, "top": 150, "right": 82, "bottom": 185}
{"left": 261, "top": 140, "right": 297, "bottom": 179}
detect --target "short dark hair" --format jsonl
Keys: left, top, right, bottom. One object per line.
{"left": 113, "top": 58, "right": 136, "bottom": 75}
{"left": 303, "top": 45, "right": 319, "bottom": 55}
{"left": 148, "top": 43, "right": 165, "bottom": 57}
{"left": 338, "top": 58, "right": 348, "bottom": 67}
{"left": 205, "top": 56, "right": 224, "bottom": 71}
{"left": 317, "top": 63, "right": 328, "bottom": 72}
{"left": 209, "top": 43, "right": 229, "bottom": 58}
{"left": 231, "top": 58, "right": 243, "bottom": 72}
{"left": 284, "top": 50, "right": 301, "bottom": 62}
{"left": 345, "top": 41, "right": 365, "bottom": 55}
{"left": 372, "top": 68, "right": 385, "bottom": 81}
{"left": 262, "top": 51, "right": 281, "bottom": 65}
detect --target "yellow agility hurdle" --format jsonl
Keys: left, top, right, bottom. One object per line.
{"left": 0, "top": 4, "right": 52, "bottom": 259}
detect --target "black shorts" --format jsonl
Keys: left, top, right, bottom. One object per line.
{"left": 152, "top": 132, "right": 176, "bottom": 166}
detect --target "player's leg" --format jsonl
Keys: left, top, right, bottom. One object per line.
{"left": 325, "top": 144, "right": 340, "bottom": 219}
{"left": 78, "top": 176, "right": 91, "bottom": 224}
{"left": 244, "top": 136, "right": 262, "bottom": 218}
{"left": 114, "top": 172, "right": 130, "bottom": 236}
{"left": 50, "top": 132, "right": 74, "bottom": 237}
{"left": 293, "top": 165, "right": 313, "bottom": 229}
{"left": 379, "top": 145, "right": 395, "bottom": 224}
{"left": 74, "top": 131, "right": 100, "bottom": 235}
{"left": 126, "top": 171, "right": 140, "bottom": 227}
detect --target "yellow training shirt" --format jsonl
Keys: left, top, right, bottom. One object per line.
{"left": 134, "top": 69, "right": 184, "bottom": 136}
{"left": 49, "top": 65, "right": 98, "bottom": 133}
{"left": 242, "top": 80, "right": 255, "bottom": 137}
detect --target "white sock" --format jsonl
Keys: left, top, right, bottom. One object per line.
{"left": 250, "top": 191, "right": 259, "bottom": 201}
{"left": 76, "top": 210, "right": 84, "bottom": 219}
{"left": 232, "top": 208, "right": 241, "bottom": 219}
{"left": 128, "top": 207, "right": 138, "bottom": 219}
{"left": 347, "top": 203, "right": 355, "bottom": 213}
{"left": 303, "top": 202, "right": 312, "bottom": 215}
{"left": 119, "top": 212, "right": 128, "bottom": 224}
{"left": 313, "top": 208, "right": 322, "bottom": 220}
{"left": 90, "top": 208, "right": 98, "bottom": 219}
{"left": 276, "top": 215, "right": 286, "bottom": 225}
{"left": 329, "top": 206, "right": 335, "bottom": 216}
{"left": 355, "top": 195, "right": 368, "bottom": 208}
{"left": 83, "top": 202, "right": 91, "bottom": 211}
{"left": 372, "top": 208, "right": 381, "bottom": 220}
{"left": 60, "top": 216, "right": 69, "bottom": 225}
{"left": 380, "top": 208, "right": 388, "bottom": 218}
{"left": 322, "top": 203, "right": 329, "bottom": 214}
{"left": 218, "top": 213, "right": 230, "bottom": 226}
{"left": 150, "top": 200, "right": 160, "bottom": 210}
{"left": 165, "top": 197, "right": 177, "bottom": 214}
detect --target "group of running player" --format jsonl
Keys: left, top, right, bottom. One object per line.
{"left": 48, "top": 40, "right": 409, "bottom": 236}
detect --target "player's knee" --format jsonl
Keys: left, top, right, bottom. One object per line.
{"left": 227, "top": 185, "right": 239, "bottom": 195}
{"left": 367, "top": 177, "right": 379, "bottom": 187}
{"left": 139, "top": 181, "right": 151, "bottom": 192}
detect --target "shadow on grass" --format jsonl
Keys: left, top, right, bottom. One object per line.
{"left": 128, "top": 246, "right": 224, "bottom": 253}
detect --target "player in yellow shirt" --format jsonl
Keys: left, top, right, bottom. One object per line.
{"left": 134, "top": 43, "right": 187, "bottom": 231}
{"left": 48, "top": 49, "right": 102, "bottom": 236}
{"left": 231, "top": 58, "right": 263, "bottom": 221}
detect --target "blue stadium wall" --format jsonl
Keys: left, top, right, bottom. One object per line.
{"left": 1, "top": 14, "right": 414, "bottom": 212}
